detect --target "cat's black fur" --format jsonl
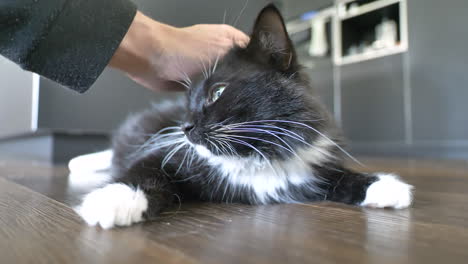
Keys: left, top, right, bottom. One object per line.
{"left": 99, "top": 5, "right": 408, "bottom": 223}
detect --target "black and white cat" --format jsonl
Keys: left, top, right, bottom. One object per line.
{"left": 71, "top": 5, "right": 413, "bottom": 229}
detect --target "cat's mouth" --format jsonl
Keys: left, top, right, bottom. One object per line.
{"left": 182, "top": 130, "right": 204, "bottom": 147}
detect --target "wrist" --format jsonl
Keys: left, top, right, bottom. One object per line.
{"left": 109, "top": 11, "right": 173, "bottom": 78}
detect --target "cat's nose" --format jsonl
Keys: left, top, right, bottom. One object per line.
{"left": 181, "top": 123, "right": 194, "bottom": 133}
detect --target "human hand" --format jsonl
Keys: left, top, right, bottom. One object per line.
{"left": 109, "top": 11, "right": 249, "bottom": 92}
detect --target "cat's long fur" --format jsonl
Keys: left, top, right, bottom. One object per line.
{"left": 74, "top": 5, "right": 413, "bottom": 229}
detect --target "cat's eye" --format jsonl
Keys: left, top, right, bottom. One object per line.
{"left": 208, "top": 83, "right": 228, "bottom": 104}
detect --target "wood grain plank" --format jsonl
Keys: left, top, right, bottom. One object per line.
{"left": 0, "top": 178, "right": 197, "bottom": 264}
{"left": 2, "top": 158, "right": 468, "bottom": 264}
{"left": 110, "top": 200, "right": 468, "bottom": 264}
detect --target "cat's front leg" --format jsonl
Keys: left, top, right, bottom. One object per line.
{"left": 76, "top": 169, "right": 177, "bottom": 229}
{"left": 318, "top": 167, "right": 413, "bottom": 209}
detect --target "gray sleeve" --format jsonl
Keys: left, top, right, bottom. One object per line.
{"left": 0, "top": 0, "right": 137, "bottom": 93}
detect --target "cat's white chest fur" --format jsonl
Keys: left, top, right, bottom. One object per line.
{"left": 194, "top": 138, "right": 333, "bottom": 203}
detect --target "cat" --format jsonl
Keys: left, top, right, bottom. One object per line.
{"left": 72, "top": 5, "right": 413, "bottom": 229}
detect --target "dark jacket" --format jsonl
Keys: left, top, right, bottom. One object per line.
{"left": 0, "top": 0, "right": 136, "bottom": 93}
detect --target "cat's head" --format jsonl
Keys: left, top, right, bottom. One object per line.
{"left": 183, "top": 5, "right": 335, "bottom": 160}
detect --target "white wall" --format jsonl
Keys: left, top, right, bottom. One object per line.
{"left": 0, "top": 56, "right": 34, "bottom": 138}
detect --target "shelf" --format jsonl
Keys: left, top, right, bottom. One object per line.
{"left": 338, "top": 44, "right": 406, "bottom": 65}
{"left": 340, "top": 0, "right": 401, "bottom": 20}
{"left": 289, "top": 0, "right": 408, "bottom": 65}
{"left": 334, "top": 0, "right": 407, "bottom": 65}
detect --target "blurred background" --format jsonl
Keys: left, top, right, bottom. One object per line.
{"left": 1, "top": 0, "right": 467, "bottom": 163}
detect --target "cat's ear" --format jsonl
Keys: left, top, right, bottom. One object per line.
{"left": 247, "top": 4, "right": 296, "bottom": 71}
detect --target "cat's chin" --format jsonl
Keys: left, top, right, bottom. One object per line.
{"left": 183, "top": 136, "right": 213, "bottom": 158}
{"left": 194, "top": 144, "right": 213, "bottom": 158}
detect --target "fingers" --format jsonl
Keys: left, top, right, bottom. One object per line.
{"left": 136, "top": 23, "right": 251, "bottom": 93}
{"left": 224, "top": 25, "right": 250, "bottom": 47}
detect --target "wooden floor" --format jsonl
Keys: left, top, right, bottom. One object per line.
{"left": 1, "top": 157, "right": 468, "bottom": 264}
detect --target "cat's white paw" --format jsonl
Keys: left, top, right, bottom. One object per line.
{"left": 361, "top": 173, "right": 413, "bottom": 209}
{"left": 76, "top": 183, "right": 148, "bottom": 229}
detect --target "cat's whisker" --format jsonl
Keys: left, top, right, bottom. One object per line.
{"left": 230, "top": 127, "right": 305, "bottom": 143}
{"left": 171, "top": 66, "right": 191, "bottom": 89}
{"left": 218, "top": 124, "right": 305, "bottom": 141}
{"left": 212, "top": 127, "right": 303, "bottom": 159}
{"left": 207, "top": 55, "right": 213, "bottom": 79}
{"left": 205, "top": 135, "right": 223, "bottom": 156}
{"left": 212, "top": 136, "right": 237, "bottom": 156}
{"left": 216, "top": 136, "right": 267, "bottom": 160}
{"left": 219, "top": 139, "right": 236, "bottom": 156}
{"left": 174, "top": 80, "right": 190, "bottom": 90}
{"left": 172, "top": 55, "right": 193, "bottom": 86}
{"left": 219, "top": 128, "right": 300, "bottom": 156}
{"left": 208, "top": 136, "right": 228, "bottom": 156}
{"left": 211, "top": 52, "right": 221, "bottom": 76}
{"left": 210, "top": 116, "right": 235, "bottom": 129}
{"left": 143, "top": 129, "right": 183, "bottom": 142}
{"left": 174, "top": 171, "right": 199, "bottom": 183}
{"left": 224, "top": 139, "right": 237, "bottom": 156}
{"left": 220, "top": 136, "right": 281, "bottom": 178}
{"left": 161, "top": 142, "right": 187, "bottom": 170}
{"left": 145, "top": 126, "right": 182, "bottom": 140}
{"left": 215, "top": 133, "right": 297, "bottom": 157}
{"left": 218, "top": 139, "right": 234, "bottom": 156}
{"left": 180, "top": 70, "right": 192, "bottom": 86}
{"left": 141, "top": 133, "right": 185, "bottom": 150}
{"left": 147, "top": 134, "right": 185, "bottom": 144}
{"left": 147, "top": 130, "right": 183, "bottom": 138}
{"left": 198, "top": 56, "right": 209, "bottom": 79}
{"left": 207, "top": 131, "right": 237, "bottom": 157}
{"left": 213, "top": 122, "right": 342, "bottom": 163}
{"left": 288, "top": 71, "right": 299, "bottom": 80}
{"left": 154, "top": 126, "right": 182, "bottom": 133}
{"left": 141, "top": 138, "right": 185, "bottom": 155}
{"left": 126, "top": 135, "right": 185, "bottom": 167}
{"left": 216, "top": 125, "right": 305, "bottom": 150}
{"left": 176, "top": 145, "right": 191, "bottom": 175}
{"left": 190, "top": 146, "right": 198, "bottom": 167}
{"left": 217, "top": 128, "right": 321, "bottom": 165}
{"left": 221, "top": 175, "right": 230, "bottom": 202}
{"left": 186, "top": 148, "right": 195, "bottom": 169}
{"left": 214, "top": 135, "right": 278, "bottom": 175}
{"left": 232, "top": 0, "right": 249, "bottom": 28}
{"left": 223, "top": 9, "right": 227, "bottom": 24}
{"left": 132, "top": 133, "right": 182, "bottom": 153}
{"left": 223, "top": 127, "right": 334, "bottom": 161}
{"left": 184, "top": 141, "right": 193, "bottom": 165}
{"left": 222, "top": 119, "right": 322, "bottom": 128}
{"left": 264, "top": 120, "right": 363, "bottom": 166}
{"left": 215, "top": 119, "right": 361, "bottom": 165}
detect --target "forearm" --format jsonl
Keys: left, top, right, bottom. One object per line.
{"left": 109, "top": 11, "right": 163, "bottom": 78}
